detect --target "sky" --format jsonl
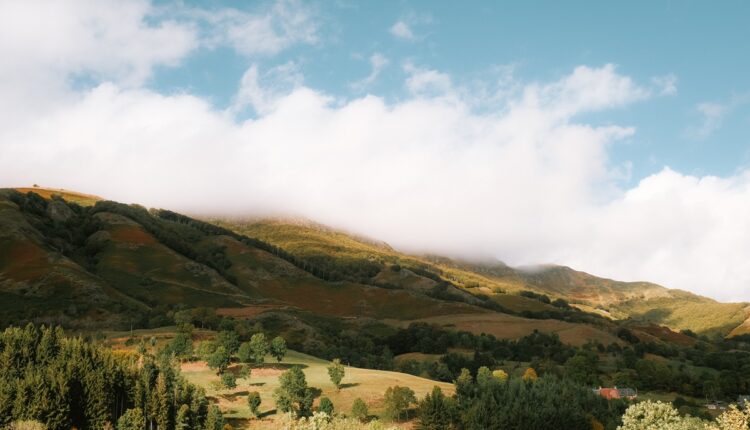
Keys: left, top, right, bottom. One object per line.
{"left": 1, "top": 0, "right": 750, "bottom": 301}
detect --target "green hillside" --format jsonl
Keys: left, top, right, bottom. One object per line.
{"left": 2, "top": 187, "right": 746, "bottom": 338}
{"left": 216, "top": 218, "right": 748, "bottom": 335}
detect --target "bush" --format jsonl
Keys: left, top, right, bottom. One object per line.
{"left": 248, "top": 392, "right": 262, "bottom": 418}
{"left": 318, "top": 397, "right": 334, "bottom": 415}
{"left": 351, "top": 398, "right": 369, "bottom": 422}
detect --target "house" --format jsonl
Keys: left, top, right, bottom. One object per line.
{"left": 593, "top": 386, "right": 638, "bottom": 400}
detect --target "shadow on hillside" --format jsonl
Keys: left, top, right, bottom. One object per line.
{"left": 340, "top": 382, "right": 360, "bottom": 389}
{"left": 248, "top": 382, "right": 265, "bottom": 387}
{"left": 631, "top": 307, "right": 673, "bottom": 322}
{"left": 254, "top": 363, "right": 309, "bottom": 370}
{"left": 222, "top": 391, "right": 249, "bottom": 401}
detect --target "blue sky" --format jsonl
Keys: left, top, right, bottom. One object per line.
{"left": 3, "top": 0, "right": 750, "bottom": 300}
{"left": 149, "top": 0, "right": 750, "bottom": 183}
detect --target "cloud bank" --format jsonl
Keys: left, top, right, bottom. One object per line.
{"left": 2, "top": 1, "right": 750, "bottom": 301}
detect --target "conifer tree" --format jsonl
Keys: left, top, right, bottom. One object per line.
{"left": 417, "top": 386, "right": 456, "bottom": 430}
{"left": 204, "top": 405, "right": 224, "bottom": 430}
{"left": 318, "top": 397, "right": 334, "bottom": 415}
{"left": 175, "top": 404, "right": 190, "bottom": 430}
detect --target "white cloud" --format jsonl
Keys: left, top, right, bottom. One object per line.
{"left": 350, "top": 53, "right": 389, "bottom": 91}
{"left": 687, "top": 94, "right": 750, "bottom": 140}
{"left": 403, "top": 62, "right": 453, "bottom": 96}
{"left": 231, "top": 62, "right": 304, "bottom": 115}
{"left": 199, "top": 0, "right": 319, "bottom": 56}
{"left": 688, "top": 102, "right": 727, "bottom": 140}
{"left": 4, "top": 3, "right": 750, "bottom": 302}
{"left": 0, "top": 0, "right": 198, "bottom": 128}
{"left": 390, "top": 21, "right": 414, "bottom": 40}
{"left": 651, "top": 74, "right": 678, "bottom": 96}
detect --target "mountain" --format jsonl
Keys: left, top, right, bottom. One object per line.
{"left": 1, "top": 187, "right": 747, "bottom": 339}
{"left": 214, "top": 217, "right": 749, "bottom": 336}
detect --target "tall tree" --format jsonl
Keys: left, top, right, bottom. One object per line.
{"left": 248, "top": 334, "right": 269, "bottom": 364}
{"left": 270, "top": 337, "right": 287, "bottom": 363}
{"left": 207, "top": 347, "right": 230, "bottom": 375}
{"left": 273, "top": 367, "right": 314, "bottom": 419}
{"left": 204, "top": 405, "right": 224, "bottom": 430}
{"left": 327, "top": 359, "right": 345, "bottom": 391}
{"left": 383, "top": 386, "right": 416, "bottom": 422}
{"left": 417, "top": 386, "right": 456, "bottom": 430}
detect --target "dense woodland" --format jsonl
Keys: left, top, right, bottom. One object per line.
{"left": 0, "top": 324, "right": 216, "bottom": 430}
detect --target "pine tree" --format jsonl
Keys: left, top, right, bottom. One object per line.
{"left": 117, "top": 408, "right": 144, "bottom": 430}
{"left": 175, "top": 404, "right": 190, "bottom": 430}
{"left": 204, "top": 405, "right": 224, "bottom": 430}
{"left": 318, "top": 397, "right": 334, "bottom": 415}
{"left": 417, "top": 386, "right": 456, "bottom": 430}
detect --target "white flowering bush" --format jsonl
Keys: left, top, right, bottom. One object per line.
{"left": 618, "top": 401, "right": 709, "bottom": 430}
{"left": 710, "top": 403, "right": 750, "bottom": 430}
{"left": 278, "top": 412, "right": 399, "bottom": 430}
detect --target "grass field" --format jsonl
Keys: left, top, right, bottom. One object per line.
{"left": 181, "top": 350, "right": 453, "bottom": 429}
{"left": 386, "top": 313, "right": 622, "bottom": 347}
{"left": 13, "top": 187, "right": 102, "bottom": 206}
{"left": 105, "top": 328, "right": 451, "bottom": 429}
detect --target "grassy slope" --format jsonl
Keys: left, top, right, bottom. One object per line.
{"left": 0, "top": 190, "right": 481, "bottom": 327}
{"left": 105, "top": 328, "right": 448, "bottom": 429}
{"left": 218, "top": 218, "right": 748, "bottom": 335}
{"left": 386, "top": 313, "right": 622, "bottom": 347}
{"left": 14, "top": 187, "right": 102, "bottom": 206}
{"left": 3, "top": 188, "right": 745, "bottom": 335}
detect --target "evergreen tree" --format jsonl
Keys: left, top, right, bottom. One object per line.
{"left": 417, "top": 386, "right": 456, "bottom": 430}
{"left": 454, "top": 368, "right": 474, "bottom": 408}
{"left": 204, "top": 405, "right": 224, "bottom": 430}
{"left": 318, "top": 397, "right": 334, "bottom": 416}
{"left": 175, "top": 404, "right": 190, "bottom": 430}
{"left": 117, "top": 408, "right": 144, "bottom": 430}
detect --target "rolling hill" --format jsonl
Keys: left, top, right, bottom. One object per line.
{"left": 216, "top": 217, "right": 749, "bottom": 336}
{"left": 1, "top": 186, "right": 747, "bottom": 340}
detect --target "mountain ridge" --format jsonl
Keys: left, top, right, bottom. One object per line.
{"left": 2, "top": 186, "right": 747, "bottom": 337}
